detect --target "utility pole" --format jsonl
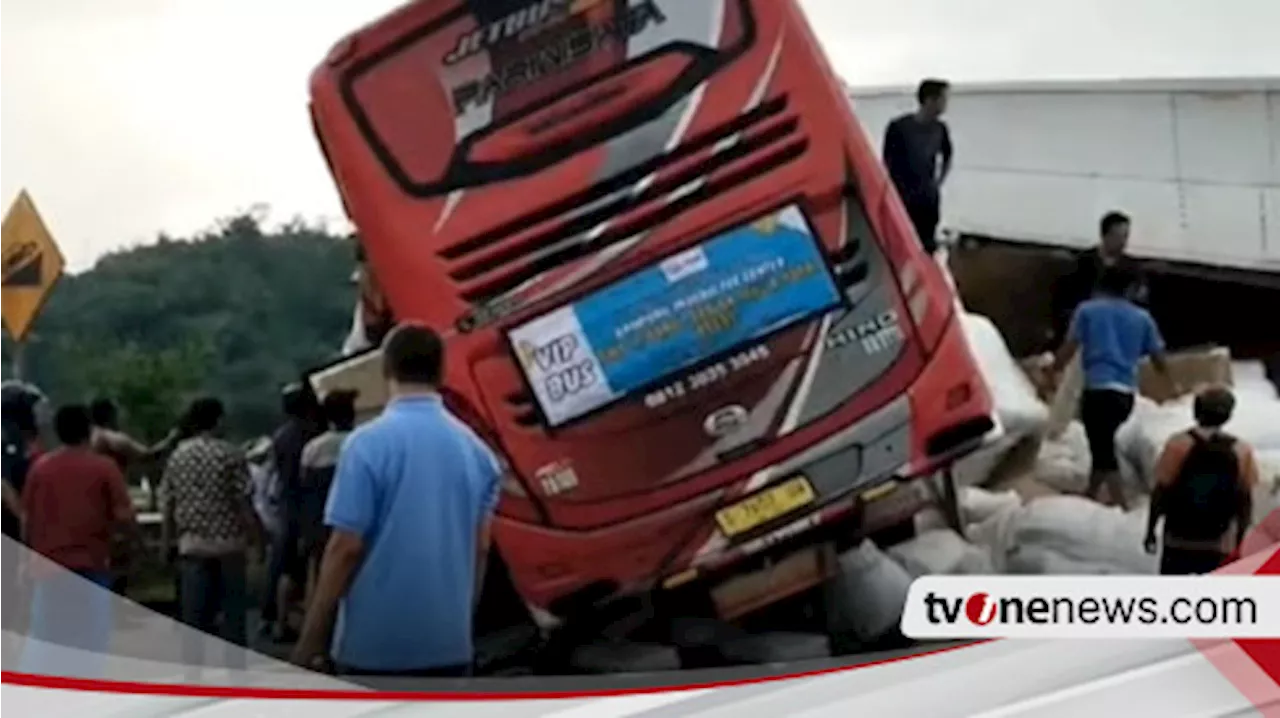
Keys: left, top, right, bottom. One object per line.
{"left": 11, "top": 339, "right": 24, "bottom": 382}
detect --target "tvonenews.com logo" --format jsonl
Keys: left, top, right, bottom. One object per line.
{"left": 936, "top": 591, "right": 1172, "bottom": 626}
{"left": 900, "top": 577, "right": 1280, "bottom": 639}
{"left": 965, "top": 592, "right": 998, "bottom": 625}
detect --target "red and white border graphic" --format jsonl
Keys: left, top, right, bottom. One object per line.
{"left": 3, "top": 516, "right": 1278, "bottom": 716}
{"left": 12, "top": 496, "right": 1280, "bottom": 711}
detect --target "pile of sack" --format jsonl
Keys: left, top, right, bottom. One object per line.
{"left": 1033, "top": 420, "right": 1143, "bottom": 498}
{"left": 1112, "top": 365, "right": 1280, "bottom": 526}
{"left": 950, "top": 313, "right": 1051, "bottom": 488}
{"left": 974, "top": 495, "right": 1156, "bottom": 575}
{"left": 820, "top": 301, "right": 1279, "bottom": 643}
{"left": 823, "top": 488, "right": 1156, "bottom": 644}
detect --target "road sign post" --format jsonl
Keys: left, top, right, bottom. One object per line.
{"left": 2, "top": 190, "right": 65, "bottom": 378}
{"left": 11, "top": 341, "right": 24, "bottom": 382}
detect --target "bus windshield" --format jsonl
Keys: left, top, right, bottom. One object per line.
{"left": 342, "top": 0, "right": 754, "bottom": 197}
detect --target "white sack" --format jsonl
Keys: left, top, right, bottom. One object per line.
{"left": 824, "top": 540, "right": 913, "bottom": 643}
{"left": 887, "top": 529, "right": 995, "bottom": 577}
{"left": 1116, "top": 376, "right": 1280, "bottom": 494}
{"left": 960, "top": 486, "right": 1023, "bottom": 525}
{"left": 1037, "top": 420, "right": 1141, "bottom": 496}
{"left": 1115, "top": 395, "right": 1185, "bottom": 489}
{"left": 947, "top": 313, "right": 1052, "bottom": 487}
{"left": 1233, "top": 361, "right": 1279, "bottom": 401}
{"left": 914, "top": 507, "right": 950, "bottom": 534}
{"left": 1009, "top": 496, "right": 1157, "bottom": 575}
{"left": 1005, "top": 545, "right": 1121, "bottom": 575}
{"left": 1250, "top": 450, "right": 1280, "bottom": 526}
{"left": 1035, "top": 421, "right": 1091, "bottom": 494}
{"left": 959, "top": 313, "right": 1050, "bottom": 436}
{"left": 950, "top": 435, "right": 1020, "bottom": 489}
{"left": 965, "top": 502, "right": 1024, "bottom": 574}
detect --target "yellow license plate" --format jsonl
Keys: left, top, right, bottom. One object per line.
{"left": 715, "top": 476, "right": 816, "bottom": 537}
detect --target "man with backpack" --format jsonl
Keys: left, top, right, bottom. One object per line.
{"left": 1145, "top": 385, "right": 1260, "bottom": 575}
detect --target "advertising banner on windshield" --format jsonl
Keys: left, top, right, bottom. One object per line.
{"left": 506, "top": 204, "right": 842, "bottom": 427}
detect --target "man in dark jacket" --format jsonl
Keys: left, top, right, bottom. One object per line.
{"left": 298, "top": 390, "right": 357, "bottom": 606}
{"left": 883, "top": 78, "right": 954, "bottom": 254}
{"left": 1050, "top": 211, "right": 1149, "bottom": 345}
{"left": 260, "top": 383, "right": 322, "bottom": 641}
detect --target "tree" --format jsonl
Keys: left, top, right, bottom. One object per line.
{"left": 70, "top": 338, "right": 213, "bottom": 441}
{"left": 6, "top": 212, "right": 357, "bottom": 441}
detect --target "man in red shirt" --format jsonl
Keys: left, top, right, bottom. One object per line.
{"left": 20, "top": 404, "right": 135, "bottom": 677}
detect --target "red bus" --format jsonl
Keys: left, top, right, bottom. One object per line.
{"left": 308, "top": 0, "right": 994, "bottom": 630}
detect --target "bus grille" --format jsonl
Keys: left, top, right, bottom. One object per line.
{"left": 439, "top": 95, "right": 806, "bottom": 305}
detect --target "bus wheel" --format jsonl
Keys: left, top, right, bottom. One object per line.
{"left": 473, "top": 550, "right": 542, "bottom": 674}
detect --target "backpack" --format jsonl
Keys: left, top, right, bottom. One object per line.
{"left": 1164, "top": 431, "right": 1243, "bottom": 542}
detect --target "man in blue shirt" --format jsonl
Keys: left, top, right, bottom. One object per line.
{"left": 1052, "top": 265, "right": 1176, "bottom": 510}
{"left": 292, "top": 323, "right": 501, "bottom": 676}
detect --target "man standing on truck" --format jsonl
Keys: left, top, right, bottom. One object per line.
{"left": 293, "top": 323, "right": 501, "bottom": 677}
{"left": 1050, "top": 211, "right": 1149, "bottom": 346}
{"left": 1145, "top": 385, "right": 1259, "bottom": 575}
{"left": 1051, "top": 265, "right": 1176, "bottom": 510}
{"left": 883, "top": 78, "right": 954, "bottom": 255}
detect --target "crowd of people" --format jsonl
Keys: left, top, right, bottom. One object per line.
{"left": 1, "top": 323, "right": 500, "bottom": 677}
{"left": 886, "top": 78, "right": 1266, "bottom": 576}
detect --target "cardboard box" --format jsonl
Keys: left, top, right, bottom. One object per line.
{"left": 1033, "top": 345, "right": 1234, "bottom": 437}
{"left": 1138, "top": 345, "right": 1233, "bottom": 403}
{"left": 308, "top": 349, "right": 389, "bottom": 424}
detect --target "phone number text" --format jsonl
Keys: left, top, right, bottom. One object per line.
{"left": 643, "top": 344, "right": 771, "bottom": 409}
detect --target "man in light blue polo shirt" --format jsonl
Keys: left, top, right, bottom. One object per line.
{"left": 1052, "top": 265, "right": 1176, "bottom": 510}
{"left": 292, "top": 323, "right": 501, "bottom": 676}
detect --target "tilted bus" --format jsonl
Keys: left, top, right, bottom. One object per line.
{"left": 307, "top": 0, "right": 995, "bottom": 637}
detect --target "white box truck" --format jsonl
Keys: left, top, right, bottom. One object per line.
{"left": 848, "top": 77, "right": 1279, "bottom": 358}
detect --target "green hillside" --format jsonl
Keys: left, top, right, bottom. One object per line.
{"left": 2, "top": 213, "right": 357, "bottom": 441}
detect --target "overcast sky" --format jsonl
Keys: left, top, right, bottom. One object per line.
{"left": 4, "top": 0, "right": 1279, "bottom": 271}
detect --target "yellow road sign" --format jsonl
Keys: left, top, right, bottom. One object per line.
{"left": 2, "top": 190, "right": 65, "bottom": 341}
